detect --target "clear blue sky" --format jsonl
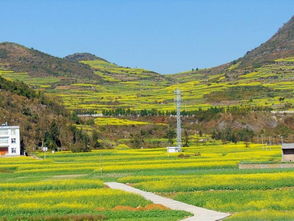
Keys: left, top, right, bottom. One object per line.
{"left": 0, "top": 0, "right": 293, "bottom": 74}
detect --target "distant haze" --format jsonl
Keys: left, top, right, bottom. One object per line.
{"left": 0, "top": 0, "right": 293, "bottom": 74}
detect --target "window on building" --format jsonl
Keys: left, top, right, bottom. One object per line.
{"left": 0, "top": 129, "right": 8, "bottom": 136}
{"left": 11, "top": 138, "right": 16, "bottom": 144}
{"left": 0, "top": 137, "right": 9, "bottom": 144}
{"left": 11, "top": 148, "right": 16, "bottom": 153}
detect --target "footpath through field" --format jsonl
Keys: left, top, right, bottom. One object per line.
{"left": 105, "top": 182, "right": 230, "bottom": 221}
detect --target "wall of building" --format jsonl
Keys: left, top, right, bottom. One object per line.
{"left": 0, "top": 126, "right": 20, "bottom": 156}
{"left": 282, "top": 154, "right": 294, "bottom": 162}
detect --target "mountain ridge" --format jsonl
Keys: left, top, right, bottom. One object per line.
{"left": 170, "top": 15, "right": 294, "bottom": 81}
{"left": 238, "top": 15, "right": 294, "bottom": 68}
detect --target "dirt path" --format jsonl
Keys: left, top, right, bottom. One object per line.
{"left": 105, "top": 182, "right": 230, "bottom": 221}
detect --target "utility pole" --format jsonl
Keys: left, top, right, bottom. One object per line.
{"left": 175, "top": 89, "right": 182, "bottom": 150}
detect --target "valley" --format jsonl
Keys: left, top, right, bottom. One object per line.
{"left": 0, "top": 11, "right": 294, "bottom": 221}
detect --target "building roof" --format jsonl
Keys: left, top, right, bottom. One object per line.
{"left": 0, "top": 126, "right": 20, "bottom": 129}
{"left": 282, "top": 143, "right": 294, "bottom": 150}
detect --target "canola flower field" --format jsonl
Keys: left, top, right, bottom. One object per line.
{"left": 94, "top": 117, "right": 165, "bottom": 126}
{"left": 0, "top": 143, "right": 293, "bottom": 220}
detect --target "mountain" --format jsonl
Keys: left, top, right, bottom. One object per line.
{"left": 0, "top": 16, "right": 294, "bottom": 114}
{"left": 238, "top": 16, "right": 294, "bottom": 69}
{"left": 0, "top": 42, "right": 96, "bottom": 79}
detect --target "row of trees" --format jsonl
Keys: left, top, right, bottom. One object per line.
{"left": 128, "top": 127, "right": 191, "bottom": 149}
{"left": 100, "top": 106, "right": 272, "bottom": 118}
{"left": 212, "top": 128, "right": 254, "bottom": 143}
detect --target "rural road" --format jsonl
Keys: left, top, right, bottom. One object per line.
{"left": 105, "top": 182, "right": 230, "bottom": 221}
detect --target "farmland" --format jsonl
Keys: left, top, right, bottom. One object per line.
{"left": 1, "top": 16, "right": 294, "bottom": 221}
{"left": 1, "top": 142, "right": 293, "bottom": 220}
{"left": 1, "top": 56, "right": 294, "bottom": 113}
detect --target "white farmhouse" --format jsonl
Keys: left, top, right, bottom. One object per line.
{"left": 0, "top": 125, "right": 21, "bottom": 156}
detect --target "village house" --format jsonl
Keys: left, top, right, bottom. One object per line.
{"left": 282, "top": 143, "right": 294, "bottom": 162}
{"left": 0, "top": 124, "right": 21, "bottom": 156}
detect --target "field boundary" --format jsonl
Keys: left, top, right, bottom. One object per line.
{"left": 239, "top": 163, "right": 294, "bottom": 169}
{"left": 105, "top": 182, "right": 230, "bottom": 221}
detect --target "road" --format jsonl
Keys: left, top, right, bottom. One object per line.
{"left": 105, "top": 182, "right": 230, "bottom": 221}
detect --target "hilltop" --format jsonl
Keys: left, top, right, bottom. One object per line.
{"left": 0, "top": 42, "right": 96, "bottom": 79}
{"left": 64, "top": 52, "right": 109, "bottom": 62}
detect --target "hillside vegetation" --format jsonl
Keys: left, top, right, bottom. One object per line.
{"left": 0, "top": 76, "right": 93, "bottom": 152}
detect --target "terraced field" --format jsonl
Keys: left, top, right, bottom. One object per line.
{"left": 1, "top": 142, "right": 293, "bottom": 220}
{"left": 0, "top": 56, "right": 293, "bottom": 114}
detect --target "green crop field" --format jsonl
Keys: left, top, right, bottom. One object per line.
{"left": 1, "top": 142, "right": 293, "bottom": 220}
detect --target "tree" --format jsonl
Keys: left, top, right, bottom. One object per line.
{"left": 70, "top": 111, "right": 80, "bottom": 124}
{"left": 183, "top": 130, "right": 190, "bottom": 147}
{"left": 130, "top": 133, "right": 144, "bottom": 148}
{"left": 44, "top": 121, "right": 61, "bottom": 150}
{"left": 91, "top": 130, "right": 101, "bottom": 149}
{"left": 166, "top": 128, "right": 176, "bottom": 145}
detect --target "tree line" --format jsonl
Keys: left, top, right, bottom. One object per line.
{"left": 99, "top": 106, "right": 272, "bottom": 117}
{"left": 212, "top": 128, "right": 254, "bottom": 143}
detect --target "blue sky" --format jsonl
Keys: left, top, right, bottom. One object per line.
{"left": 0, "top": 0, "right": 293, "bottom": 74}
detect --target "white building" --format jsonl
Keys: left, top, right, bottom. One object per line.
{"left": 0, "top": 125, "right": 21, "bottom": 156}
{"left": 167, "top": 146, "right": 182, "bottom": 153}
